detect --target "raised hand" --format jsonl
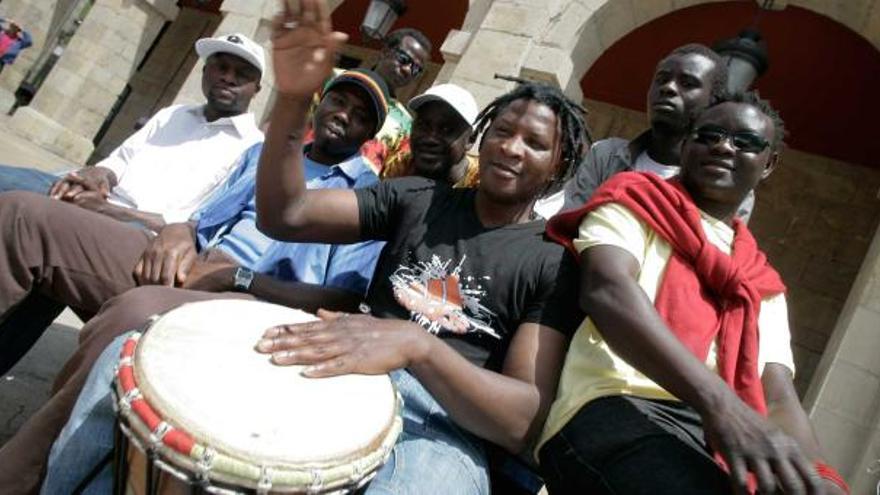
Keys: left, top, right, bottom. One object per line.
{"left": 255, "top": 309, "right": 430, "bottom": 377}
{"left": 271, "top": 0, "right": 348, "bottom": 97}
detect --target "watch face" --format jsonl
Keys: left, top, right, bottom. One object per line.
{"left": 235, "top": 267, "right": 254, "bottom": 291}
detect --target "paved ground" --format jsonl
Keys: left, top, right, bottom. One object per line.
{"left": 0, "top": 114, "right": 84, "bottom": 444}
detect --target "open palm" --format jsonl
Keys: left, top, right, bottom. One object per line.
{"left": 271, "top": 0, "right": 348, "bottom": 96}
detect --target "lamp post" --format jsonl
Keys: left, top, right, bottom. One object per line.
{"left": 360, "top": 0, "right": 407, "bottom": 41}
{"left": 714, "top": 28, "right": 769, "bottom": 93}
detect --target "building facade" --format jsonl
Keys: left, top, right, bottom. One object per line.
{"left": 1, "top": 0, "right": 879, "bottom": 489}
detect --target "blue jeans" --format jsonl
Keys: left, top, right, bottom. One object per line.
{"left": 0, "top": 164, "right": 61, "bottom": 194}
{"left": 41, "top": 332, "right": 128, "bottom": 494}
{"left": 43, "top": 337, "right": 490, "bottom": 495}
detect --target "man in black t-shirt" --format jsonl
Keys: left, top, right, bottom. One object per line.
{"left": 253, "top": 1, "right": 591, "bottom": 493}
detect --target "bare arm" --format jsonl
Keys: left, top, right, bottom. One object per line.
{"left": 764, "top": 364, "right": 845, "bottom": 494}
{"left": 249, "top": 274, "right": 363, "bottom": 313}
{"left": 92, "top": 203, "right": 166, "bottom": 232}
{"left": 411, "top": 322, "right": 569, "bottom": 453}
{"left": 255, "top": 0, "right": 359, "bottom": 244}
{"left": 582, "top": 245, "right": 823, "bottom": 494}
{"left": 257, "top": 315, "right": 569, "bottom": 454}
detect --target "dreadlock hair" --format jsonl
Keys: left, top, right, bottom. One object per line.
{"left": 474, "top": 76, "right": 592, "bottom": 198}
{"left": 665, "top": 43, "right": 729, "bottom": 103}
{"left": 384, "top": 28, "right": 432, "bottom": 54}
{"left": 698, "top": 90, "right": 786, "bottom": 151}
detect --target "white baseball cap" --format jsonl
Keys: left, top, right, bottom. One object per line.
{"left": 195, "top": 33, "right": 265, "bottom": 77}
{"left": 408, "top": 84, "right": 479, "bottom": 129}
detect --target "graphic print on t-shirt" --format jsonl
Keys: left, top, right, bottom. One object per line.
{"left": 390, "top": 254, "right": 500, "bottom": 338}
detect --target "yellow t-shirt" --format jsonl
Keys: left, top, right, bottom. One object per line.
{"left": 537, "top": 203, "right": 795, "bottom": 453}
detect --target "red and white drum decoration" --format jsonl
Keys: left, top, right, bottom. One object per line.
{"left": 114, "top": 299, "right": 402, "bottom": 494}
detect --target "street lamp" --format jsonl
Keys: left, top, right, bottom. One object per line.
{"left": 713, "top": 28, "right": 769, "bottom": 93}
{"left": 360, "top": 0, "right": 407, "bottom": 41}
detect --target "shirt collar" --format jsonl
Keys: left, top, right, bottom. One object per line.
{"left": 302, "top": 145, "right": 375, "bottom": 182}
{"left": 188, "top": 105, "right": 260, "bottom": 139}
{"left": 624, "top": 130, "right": 654, "bottom": 166}
{"left": 333, "top": 153, "right": 373, "bottom": 182}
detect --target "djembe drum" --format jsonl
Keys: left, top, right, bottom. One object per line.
{"left": 112, "top": 299, "right": 402, "bottom": 494}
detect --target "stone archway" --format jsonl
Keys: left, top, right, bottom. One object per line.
{"left": 524, "top": 0, "right": 880, "bottom": 102}
{"left": 515, "top": 1, "right": 880, "bottom": 489}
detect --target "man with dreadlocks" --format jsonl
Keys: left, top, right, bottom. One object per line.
{"left": 538, "top": 92, "right": 848, "bottom": 494}
{"left": 251, "top": 1, "right": 590, "bottom": 492}
{"left": 562, "top": 44, "right": 756, "bottom": 222}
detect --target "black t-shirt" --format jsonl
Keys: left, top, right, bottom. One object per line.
{"left": 355, "top": 176, "right": 583, "bottom": 370}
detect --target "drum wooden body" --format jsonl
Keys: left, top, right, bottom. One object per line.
{"left": 113, "top": 299, "right": 402, "bottom": 494}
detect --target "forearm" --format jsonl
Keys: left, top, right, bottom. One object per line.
{"left": 256, "top": 94, "right": 313, "bottom": 237}
{"left": 100, "top": 204, "right": 165, "bottom": 232}
{"left": 249, "top": 274, "right": 362, "bottom": 313}
{"left": 763, "top": 365, "right": 824, "bottom": 460}
{"left": 409, "top": 336, "right": 543, "bottom": 453}
{"left": 585, "top": 276, "right": 735, "bottom": 414}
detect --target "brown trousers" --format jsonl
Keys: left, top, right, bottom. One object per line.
{"left": 0, "top": 191, "right": 153, "bottom": 371}
{"left": 0, "top": 191, "right": 153, "bottom": 494}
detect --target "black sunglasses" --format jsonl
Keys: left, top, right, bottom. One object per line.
{"left": 692, "top": 124, "right": 770, "bottom": 153}
{"left": 392, "top": 47, "right": 424, "bottom": 76}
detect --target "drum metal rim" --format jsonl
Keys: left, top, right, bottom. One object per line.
{"left": 115, "top": 325, "right": 404, "bottom": 494}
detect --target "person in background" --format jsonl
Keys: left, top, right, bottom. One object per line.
{"left": 539, "top": 92, "right": 848, "bottom": 495}
{"left": 0, "top": 68, "right": 391, "bottom": 495}
{"left": 0, "top": 17, "right": 32, "bottom": 74}
{"left": 0, "top": 32, "right": 264, "bottom": 229}
{"left": 561, "top": 44, "right": 755, "bottom": 223}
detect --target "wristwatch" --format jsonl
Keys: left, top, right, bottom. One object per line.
{"left": 233, "top": 267, "right": 255, "bottom": 292}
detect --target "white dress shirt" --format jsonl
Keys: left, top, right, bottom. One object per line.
{"left": 98, "top": 104, "right": 263, "bottom": 223}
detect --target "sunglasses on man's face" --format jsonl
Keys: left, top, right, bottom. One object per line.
{"left": 692, "top": 124, "right": 770, "bottom": 153}
{"left": 392, "top": 47, "right": 424, "bottom": 76}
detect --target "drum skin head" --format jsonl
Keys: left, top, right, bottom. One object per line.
{"left": 121, "top": 299, "right": 401, "bottom": 492}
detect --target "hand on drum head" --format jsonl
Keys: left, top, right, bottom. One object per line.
{"left": 255, "top": 309, "right": 431, "bottom": 377}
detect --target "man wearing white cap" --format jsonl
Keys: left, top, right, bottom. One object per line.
{"left": 406, "top": 83, "right": 479, "bottom": 186}
{"left": 0, "top": 32, "right": 264, "bottom": 230}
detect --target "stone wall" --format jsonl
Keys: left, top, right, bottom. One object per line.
{"left": 89, "top": 7, "right": 221, "bottom": 162}
{"left": 750, "top": 147, "right": 880, "bottom": 393}
{"left": 806, "top": 223, "right": 880, "bottom": 488}
{"left": 0, "top": 0, "right": 80, "bottom": 110}
{"left": 583, "top": 99, "right": 880, "bottom": 396}
{"left": 7, "top": 0, "right": 178, "bottom": 163}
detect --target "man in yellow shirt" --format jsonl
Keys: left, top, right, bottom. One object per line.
{"left": 538, "top": 92, "right": 848, "bottom": 495}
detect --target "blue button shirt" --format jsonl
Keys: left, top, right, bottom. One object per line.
{"left": 192, "top": 143, "right": 383, "bottom": 295}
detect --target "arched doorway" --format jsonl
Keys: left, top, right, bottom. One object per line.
{"left": 565, "top": 1, "right": 880, "bottom": 485}
{"left": 329, "top": 0, "right": 469, "bottom": 101}
{"left": 578, "top": 1, "right": 880, "bottom": 398}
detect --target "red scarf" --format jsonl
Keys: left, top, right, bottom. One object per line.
{"left": 547, "top": 171, "right": 785, "bottom": 415}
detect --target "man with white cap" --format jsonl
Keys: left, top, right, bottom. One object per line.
{"left": 0, "top": 32, "right": 264, "bottom": 230}
{"left": 406, "top": 83, "right": 480, "bottom": 186}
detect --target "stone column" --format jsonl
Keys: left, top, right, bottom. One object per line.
{"left": 805, "top": 222, "right": 880, "bottom": 490}
{"left": 0, "top": 0, "right": 81, "bottom": 111}
{"left": 7, "top": 0, "right": 178, "bottom": 164}
{"left": 436, "top": 0, "right": 556, "bottom": 109}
